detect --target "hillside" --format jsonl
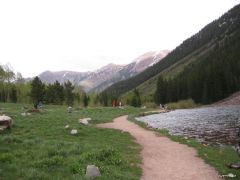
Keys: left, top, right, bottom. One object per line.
{"left": 37, "top": 50, "right": 169, "bottom": 93}
{"left": 102, "top": 4, "right": 240, "bottom": 102}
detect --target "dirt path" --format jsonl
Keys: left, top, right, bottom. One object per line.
{"left": 97, "top": 116, "right": 220, "bottom": 180}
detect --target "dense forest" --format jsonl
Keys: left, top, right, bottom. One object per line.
{"left": 154, "top": 29, "right": 240, "bottom": 105}
{"left": 0, "top": 66, "right": 92, "bottom": 107}
{"left": 102, "top": 4, "right": 240, "bottom": 99}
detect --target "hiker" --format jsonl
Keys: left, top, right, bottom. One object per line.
{"left": 38, "top": 101, "right": 43, "bottom": 109}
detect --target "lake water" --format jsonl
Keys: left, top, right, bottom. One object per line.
{"left": 136, "top": 105, "right": 240, "bottom": 145}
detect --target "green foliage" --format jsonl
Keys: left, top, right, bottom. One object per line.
{"left": 45, "top": 81, "right": 64, "bottom": 105}
{"left": 64, "top": 81, "right": 74, "bottom": 106}
{"left": 102, "top": 4, "right": 240, "bottom": 102}
{"left": 130, "top": 89, "right": 141, "bottom": 107}
{"left": 167, "top": 99, "right": 199, "bottom": 109}
{"left": 0, "top": 153, "right": 14, "bottom": 163}
{"left": 30, "top": 76, "right": 45, "bottom": 104}
{"left": 82, "top": 92, "right": 89, "bottom": 107}
{"left": 154, "top": 75, "right": 168, "bottom": 105}
{"left": 153, "top": 29, "right": 240, "bottom": 105}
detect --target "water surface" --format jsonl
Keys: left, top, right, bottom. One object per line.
{"left": 136, "top": 105, "right": 240, "bottom": 145}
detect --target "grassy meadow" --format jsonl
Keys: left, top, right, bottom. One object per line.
{"left": 0, "top": 103, "right": 141, "bottom": 180}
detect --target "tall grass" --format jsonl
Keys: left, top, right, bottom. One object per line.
{"left": 0, "top": 103, "right": 141, "bottom": 179}
{"left": 167, "top": 99, "right": 199, "bottom": 109}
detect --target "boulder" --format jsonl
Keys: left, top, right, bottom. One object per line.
{"left": 79, "top": 118, "right": 91, "bottom": 125}
{"left": 86, "top": 165, "right": 101, "bottom": 179}
{"left": 0, "top": 115, "right": 12, "bottom": 132}
{"left": 70, "top": 129, "right": 78, "bottom": 135}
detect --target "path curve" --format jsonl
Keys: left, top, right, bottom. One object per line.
{"left": 97, "top": 115, "right": 220, "bottom": 180}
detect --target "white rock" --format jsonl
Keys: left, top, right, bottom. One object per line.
{"left": 21, "top": 112, "right": 31, "bottom": 116}
{"left": 70, "top": 129, "right": 78, "bottom": 135}
{"left": 79, "top": 118, "right": 91, "bottom": 125}
{"left": 86, "top": 165, "right": 101, "bottom": 179}
{"left": 0, "top": 115, "right": 11, "bottom": 121}
{"left": 222, "top": 173, "right": 236, "bottom": 178}
{"left": 65, "top": 125, "right": 69, "bottom": 129}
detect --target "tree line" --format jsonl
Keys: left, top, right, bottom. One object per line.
{"left": 0, "top": 67, "right": 92, "bottom": 107}
{"left": 154, "top": 28, "right": 240, "bottom": 105}
{"left": 30, "top": 76, "right": 90, "bottom": 107}
{"left": 101, "top": 4, "right": 240, "bottom": 98}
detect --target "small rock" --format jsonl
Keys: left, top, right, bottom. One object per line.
{"left": 0, "top": 115, "right": 12, "bottom": 129}
{"left": 65, "top": 125, "right": 69, "bottom": 129}
{"left": 70, "top": 129, "right": 78, "bottom": 135}
{"left": 86, "top": 165, "right": 101, "bottom": 179}
{"left": 222, "top": 173, "right": 236, "bottom": 178}
{"left": 21, "top": 112, "right": 31, "bottom": 116}
{"left": 79, "top": 119, "right": 88, "bottom": 125}
{"left": 68, "top": 106, "right": 72, "bottom": 113}
{"left": 79, "top": 118, "right": 91, "bottom": 125}
{"left": 227, "top": 163, "right": 240, "bottom": 169}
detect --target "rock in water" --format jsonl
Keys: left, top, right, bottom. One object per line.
{"left": 0, "top": 115, "right": 12, "bottom": 131}
{"left": 86, "top": 165, "right": 101, "bottom": 179}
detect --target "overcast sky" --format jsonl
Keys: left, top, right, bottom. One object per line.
{"left": 0, "top": 0, "right": 240, "bottom": 77}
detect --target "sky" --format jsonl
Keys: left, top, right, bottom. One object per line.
{"left": 0, "top": 0, "right": 240, "bottom": 77}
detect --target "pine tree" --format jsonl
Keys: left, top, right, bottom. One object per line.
{"left": 83, "top": 92, "right": 89, "bottom": 107}
{"left": 30, "top": 76, "right": 45, "bottom": 104}
{"left": 131, "top": 89, "right": 141, "bottom": 107}
{"left": 64, "top": 81, "right": 74, "bottom": 106}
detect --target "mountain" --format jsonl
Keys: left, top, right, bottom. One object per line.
{"left": 102, "top": 4, "right": 240, "bottom": 104}
{"left": 37, "top": 50, "right": 170, "bottom": 92}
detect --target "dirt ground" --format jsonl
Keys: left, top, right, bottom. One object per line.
{"left": 213, "top": 91, "right": 240, "bottom": 106}
{"left": 97, "top": 116, "right": 220, "bottom": 180}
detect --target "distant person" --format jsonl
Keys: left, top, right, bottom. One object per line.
{"left": 38, "top": 101, "right": 43, "bottom": 109}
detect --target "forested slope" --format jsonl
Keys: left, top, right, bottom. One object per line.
{"left": 102, "top": 4, "right": 240, "bottom": 102}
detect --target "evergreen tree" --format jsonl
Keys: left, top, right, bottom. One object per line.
{"left": 30, "top": 76, "right": 45, "bottom": 104}
{"left": 64, "top": 81, "right": 74, "bottom": 106}
{"left": 154, "top": 76, "right": 167, "bottom": 105}
{"left": 53, "top": 81, "right": 64, "bottom": 104}
{"left": 83, "top": 92, "right": 89, "bottom": 107}
{"left": 131, "top": 89, "right": 141, "bottom": 107}
{"left": 10, "top": 85, "right": 17, "bottom": 103}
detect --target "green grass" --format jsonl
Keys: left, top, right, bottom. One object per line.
{"left": 128, "top": 114, "right": 240, "bottom": 180}
{"left": 0, "top": 103, "right": 141, "bottom": 180}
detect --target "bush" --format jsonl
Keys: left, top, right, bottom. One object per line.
{"left": 167, "top": 99, "right": 199, "bottom": 109}
{"left": 0, "top": 153, "right": 14, "bottom": 162}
